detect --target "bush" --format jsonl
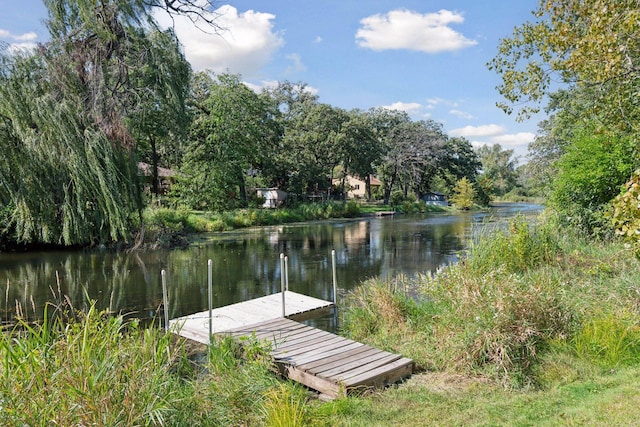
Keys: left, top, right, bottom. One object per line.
{"left": 610, "top": 169, "right": 640, "bottom": 255}
{"left": 344, "top": 200, "right": 360, "bottom": 217}
{"left": 390, "top": 191, "right": 404, "bottom": 206}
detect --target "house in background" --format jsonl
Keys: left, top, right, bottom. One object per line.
{"left": 138, "top": 162, "right": 178, "bottom": 195}
{"left": 256, "top": 188, "right": 288, "bottom": 208}
{"left": 422, "top": 191, "right": 448, "bottom": 206}
{"left": 332, "top": 175, "right": 381, "bottom": 199}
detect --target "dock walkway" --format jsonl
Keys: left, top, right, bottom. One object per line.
{"left": 169, "top": 291, "right": 334, "bottom": 342}
{"left": 170, "top": 291, "right": 413, "bottom": 398}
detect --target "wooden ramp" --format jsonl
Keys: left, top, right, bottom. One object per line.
{"left": 169, "top": 291, "right": 334, "bottom": 343}
{"left": 225, "top": 318, "right": 413, "bottom": 399}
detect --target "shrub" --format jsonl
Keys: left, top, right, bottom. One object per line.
{"left": 390, "top": 191, "right": 404, "bottom": 206}
{"left": 610, "top": 169, "right": 640, "bottom": 255}
{"left": 344, "top": 200, "right": 360, "bottom": 217}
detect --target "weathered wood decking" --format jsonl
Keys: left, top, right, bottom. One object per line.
{"left": 225, "top": 317, "right": 413, "bottom": 398}
{"left": 169, "top": 291, "right": 413, "bottom": 398}
{"left": 169, "top": 291, "right": 334, "bottom": 342}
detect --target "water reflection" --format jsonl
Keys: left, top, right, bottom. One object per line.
{"left": 0, "top": 203, "right": 541, "bottom": 323}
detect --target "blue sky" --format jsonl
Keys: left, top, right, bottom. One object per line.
{"left": 1, "top": 1, "right": 544, "bottom": 160}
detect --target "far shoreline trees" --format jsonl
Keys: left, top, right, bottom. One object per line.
{"left": 0, "top": 1, "right": 510, "bottom": 249}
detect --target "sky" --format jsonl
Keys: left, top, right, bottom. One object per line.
{"left": 0, "top": 0, "right": 545, "bottom": 161}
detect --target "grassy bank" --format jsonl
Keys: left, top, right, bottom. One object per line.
{"left": 141, "top": 200, "right": 450, "bottom": 248}
{"left": 333, "top": 214, "right": 640, "bottom": 425}
{"left": 4, "top": 213, "right": 638, "bottom": 425}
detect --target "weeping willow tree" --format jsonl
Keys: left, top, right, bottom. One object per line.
{"left": 0, "top": 48, "right": 141, "bottom": 246}
{"left": 0, "top": 0, "right": 214, "bottom": 247}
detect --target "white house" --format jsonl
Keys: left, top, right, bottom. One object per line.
{"left": 256, "top": 188, "right": 288, "bottom": 208}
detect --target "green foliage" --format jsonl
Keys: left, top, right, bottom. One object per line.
{"left": 572, "top": 312, "right": 640, "bottom": 368}
{"left": 0, "top": 304, "right": 183, "bottom": 426}
{"left": 262, "top": 383, "right": 311, "bottom": 427}
{"left": 390, "top": 191, "right": 404, "bottom": 206}
{"left": 449, "top": 177, "right": 476, "bottom": 210}
{"left": 489, "top": 0, "right": 640, "bottom": 132}
{"left": 466, "top": 215, "right": 560, "bottom": 275}
{"left": 344, "top": 200, "right": 360, "bottom": 217}
{"left": 400, "top": 200, "right": 417, "bottom": 213}
{"left": 476, "top": 144, "right": 518, "bottom": 197}
{"left": 550, "top": 130, "right": 637, "bottom": 234}
{"left": 144, "top": 207, "right": 192, "bottom": 232}
{"left": 610, "top": 170, "right": 640, "bottom": 253}
{"left": 0, "top": 55, "right": 142, "bottom": 246}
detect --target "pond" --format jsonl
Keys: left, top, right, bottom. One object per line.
{"left": 0, "top": 203, "right": 542, "bottom": 325}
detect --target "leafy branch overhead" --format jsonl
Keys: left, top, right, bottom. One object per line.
{"left": 488, "top": 0, "right": 639, "bottom": 132}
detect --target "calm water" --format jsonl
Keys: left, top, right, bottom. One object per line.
{"left": 0, "top": 203, "right": 541, "bottom": 324}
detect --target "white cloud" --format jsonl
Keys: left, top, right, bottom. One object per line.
{"left": 156, "top": 5, "right": 284, "bottom": 77}
{"left": 313, "top": 36, "right": 323, "bottom": 43}
{"left": 0, "top": 29, "right": 39, "bottom": 52}
{"left": 382, "top": 102, "right": 423, "bottom": 114}
{"left": 356, "top": 9, "right": 477, "bottom": 53}
{"left": 15, "top": 32, "right": 37, "bottom": 42}
{"left": 285, "top": 53, "right": 306, "bottom": 74}
{"left": 449, "top": 124, "right": 506, "bottom": 138}
{"left": 449, "top": 109, "right": 476, "bottom": 120}
{"left": 245, "top": 80, "right": 319, "bottom": 97}
{"left": 490, "top": 132, "right": 535, "bottom": 147}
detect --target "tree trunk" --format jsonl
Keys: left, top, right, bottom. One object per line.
{"left": 150, "top": 136, "right": 159, "bottom": 196}
{"left": 238, "top": 172, "right": 247, "bottom": 202}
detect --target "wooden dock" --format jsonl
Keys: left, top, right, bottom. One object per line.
{"left": 169, "top": 291, "right": 413, "bottom": 398}
{"left": 225, "top": 317, "right": 413, "bottom": 398}
{"left": 169, "top": 291, "right": 334, "bottom": 343}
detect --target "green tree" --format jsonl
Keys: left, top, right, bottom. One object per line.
{"left": 489, "top": 0, "right": 640, "bottom": 133}
{"left": 450, "top": 177, "right": 476, "bottom": 210}
{"left": 476, "top": 144, "right": 519, "bottom": 197}
{"left": 127, "top": 29, "right": 192, "bottom": 196}
{"left": 550, "top": 128, "right": 637, "bottom": 232}
{"left": 0, "top": 0, "right": 217, "bottom": 247}
{"left": 176, "top": 73, "right": 280, "bottom": 210}
{"left": 336, "top": 109, "right": 383, "bottom": 200}
{"left": 378, "top": 119, "right": 448, "bottom": 204}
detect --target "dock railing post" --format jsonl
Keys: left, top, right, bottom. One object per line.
{"left": 332, "top": 249, "right": 338, "bottom": 329}
{"left": 208, "top": 259, "right": 213, "bottom": 345}
{"left": 331, "top": 250, "right": 337, "bottom": 304}
{"left": 280, "top": 253, "right": 286, "bottom": 317}
{"left": 161, "top": 269, "right": 169, "bottom": 332}
{"left": 285, "top": 255, "right": 289, "bottom": 291}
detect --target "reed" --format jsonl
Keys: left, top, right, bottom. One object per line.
{"left": 262, "top": 383, "right": 311, "bottom": 427}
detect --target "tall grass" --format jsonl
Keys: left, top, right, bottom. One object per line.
{"left": 340, "top": 216, "right": 640, "bottom": 388}
{"left": 0, "top": 304, "right": 183, "bottom": 426}
{"left": 262, "top": 383, "right": 311, "bottom": 427}
{"left": 0, "top": 300, "right": 297, "bottom": 426}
